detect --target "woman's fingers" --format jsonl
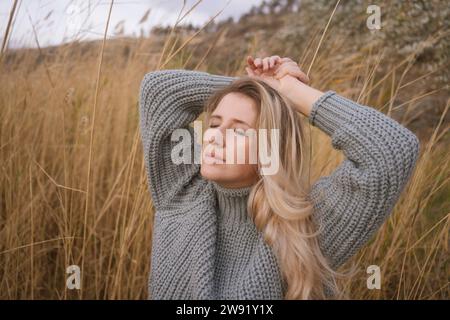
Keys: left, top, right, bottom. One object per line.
{"left": 274, "top": 62, "right": 293, "bottom": 78}
{"left": 254, "top": 57, "right": 262, "bottom": 68}
{"left": 262, "top": 55, "right": 281, "bottom": 71}
{"left": 247, "top": 55, "right": 310, "bottom": 84}
{"left": 246, "top": 55, "right": 255, "bottom": 68}
{"left": 275, "top": 62, "right": 310, "bottom": 84}
{"left": 269, "top": 55, "right": 280, "bottom": 69}
{"left": 275, "top": 65, "right": 306, "bottom": 82}
{"left": 262, "top": 57, "right": 270, "bottom": 71}
{"left": 299, "top": 72, "right": 310, "bottom": 84}
{"left": 247, "top": 56, "right": 264, "bottom": 75}
{"left": 248, "top": 55, "right": 281, "bottom": 72}
{"left": 245, "top": 55, "right": 312, "bottom": 91}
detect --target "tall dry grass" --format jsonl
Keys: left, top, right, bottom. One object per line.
{"left": 0, "top": 1, "right": 448, "bottom": 299}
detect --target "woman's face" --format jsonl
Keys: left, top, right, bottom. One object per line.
{"left": 200, "top": 92, "right": 260, "bottom": 188}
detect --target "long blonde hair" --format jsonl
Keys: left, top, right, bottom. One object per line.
{"left": 204, "top": 76, "right": 339, "bottom": 299}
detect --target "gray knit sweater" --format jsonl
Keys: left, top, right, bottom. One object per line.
{"left": 138, "top": 69, "right": 420, "bottom": 300}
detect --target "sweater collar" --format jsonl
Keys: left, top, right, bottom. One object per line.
{"left": 212, "top": 181, "right": 254, "bottom": 226}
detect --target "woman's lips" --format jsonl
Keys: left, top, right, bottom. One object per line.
{"left": 203, "top": 154, "right": 225, "bottom": 164}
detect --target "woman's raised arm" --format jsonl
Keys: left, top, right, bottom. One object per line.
{"left": 307, "top": 91, "right": 420, "bottom": 269}
{"left": 139, "top": 69, "right": 236, "bottom": 210}
{"left": 246, "top": 55, "right": 420, "bottom": 269}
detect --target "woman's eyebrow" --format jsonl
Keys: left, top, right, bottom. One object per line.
{"left": 209, "top": 114, "right": 251, "bottom": 127}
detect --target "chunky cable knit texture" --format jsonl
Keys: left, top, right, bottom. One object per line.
{"left": 138, "top": 69, "right": 420, "bottom": 299}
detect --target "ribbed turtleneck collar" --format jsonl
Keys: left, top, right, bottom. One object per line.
{"left": 212, "top": 181, "right": 254, "bottom": 226}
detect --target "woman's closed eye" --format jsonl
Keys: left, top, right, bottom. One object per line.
{"left": 209, "top": 124, "right": 248, "bottom": 137}
{"left": 233, "top": 128, "right": 247, "bottom": 136}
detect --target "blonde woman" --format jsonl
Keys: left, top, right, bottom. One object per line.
{"left": 138, "top": 55, "right": 420, "bottom": 299}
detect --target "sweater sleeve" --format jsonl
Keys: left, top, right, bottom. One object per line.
{"left": 308, "top": 91, "right": 420, "bottom": 269}
{"left": 139, "top": 69, "right": 236, "bottom": 210}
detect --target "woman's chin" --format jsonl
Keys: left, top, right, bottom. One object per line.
{"left": 200, "top": 163, "right": 226, "bottom": 181}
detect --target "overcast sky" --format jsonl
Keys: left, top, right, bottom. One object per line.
{"left": 0, "top": 0, "right": 263, "bottom": 49}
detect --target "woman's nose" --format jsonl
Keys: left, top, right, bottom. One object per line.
{"left": 204, "top": 127, "right": 226, "bottom": 147}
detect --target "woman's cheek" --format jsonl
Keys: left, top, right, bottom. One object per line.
{"left": 231, "top": 134, "right": 256, "bottom": 165}
{"left": 243, "top": 134, "right": 258, "bottom": 165}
